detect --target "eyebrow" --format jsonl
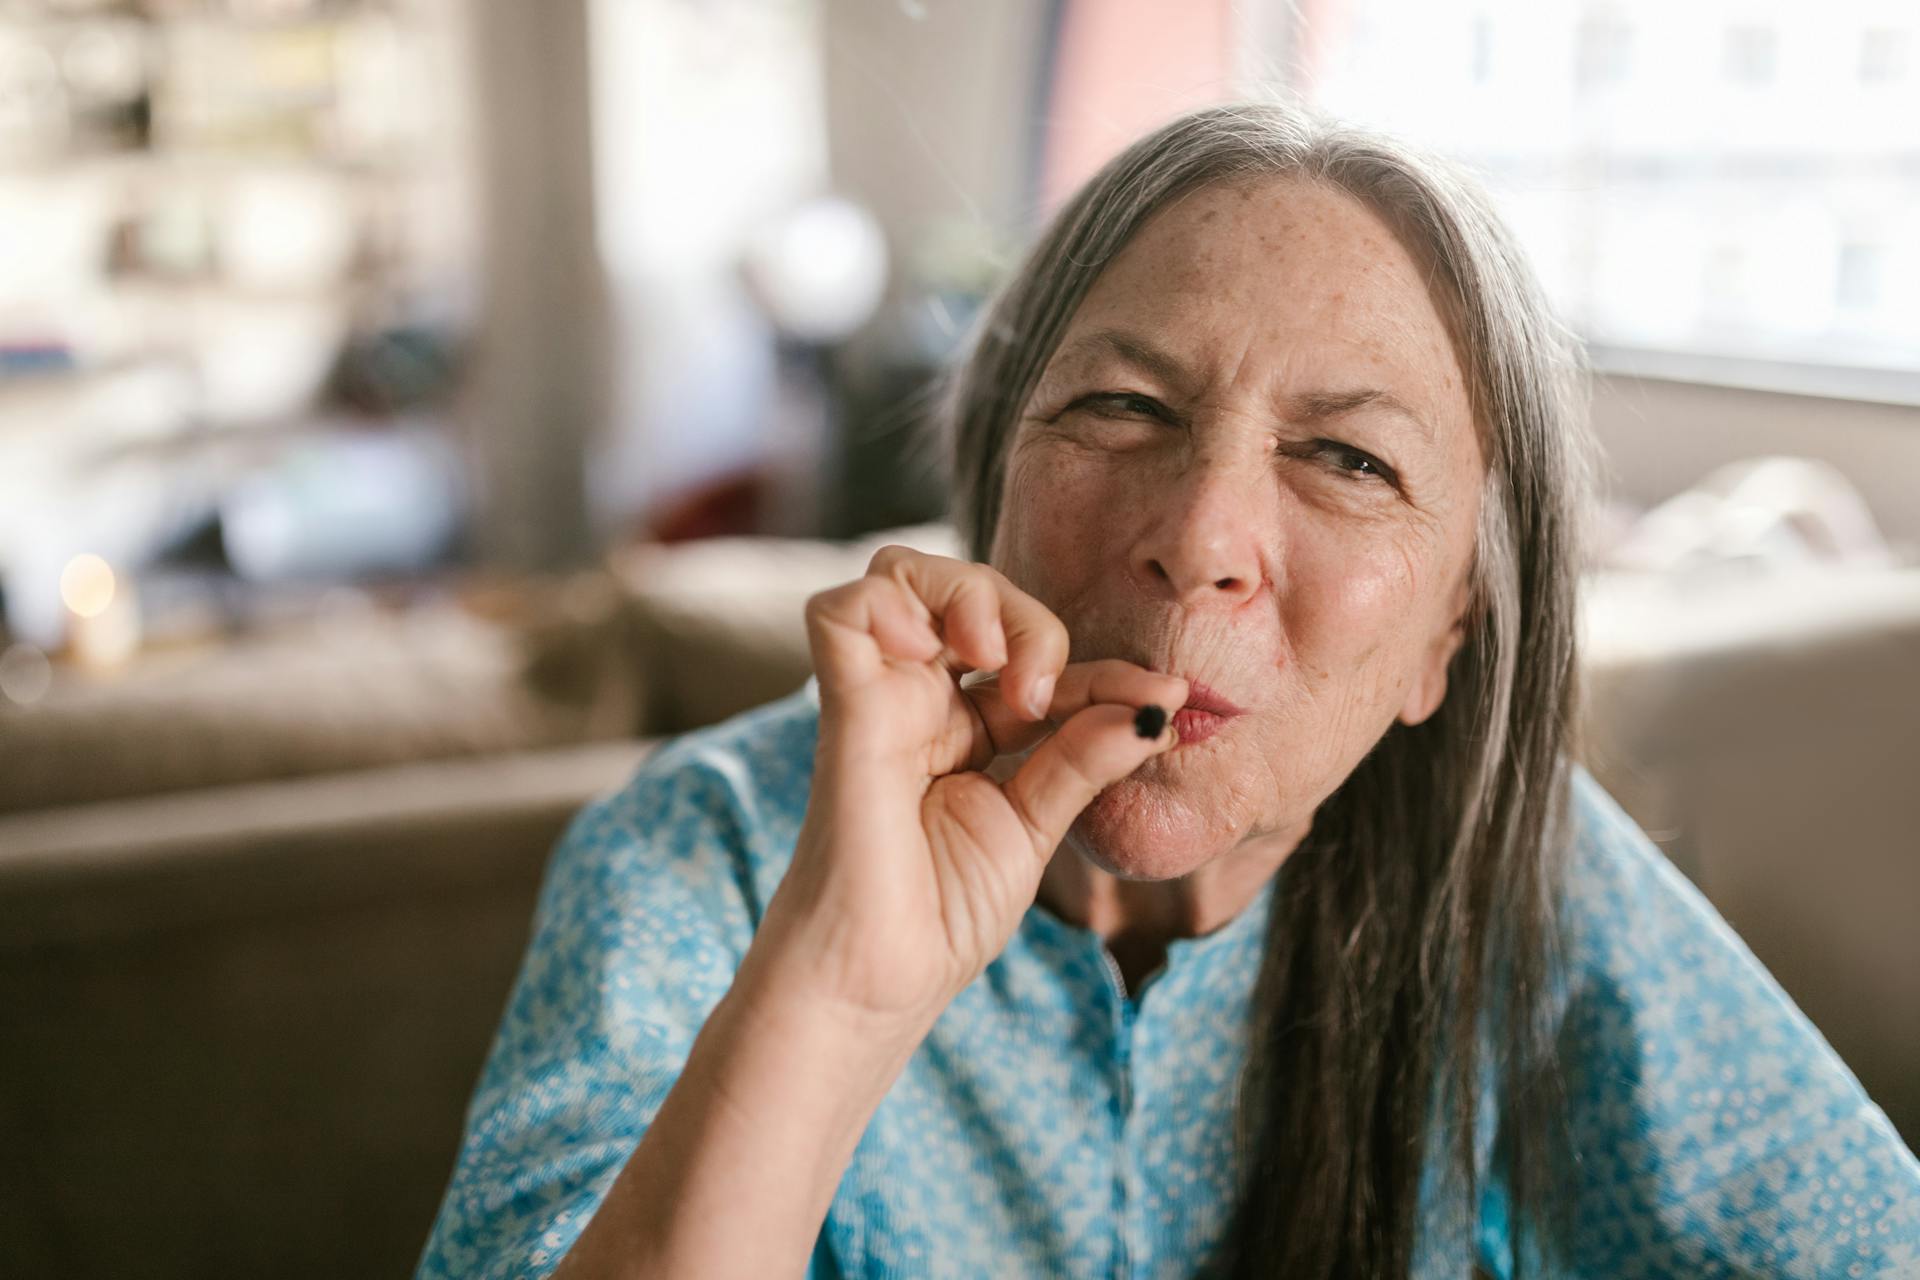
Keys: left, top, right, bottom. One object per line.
{"left": 1290, "top": 388, "right": 1435, "bottom": 442}
{"left": 1060, "top": 327, "right": 1435, "bottom": 442}
{"left": 1061, "top": 328, "right": 1194, "bottom": 394}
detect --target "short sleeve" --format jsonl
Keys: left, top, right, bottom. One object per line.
{"left": 412, "top": 738, "right": 784, "bottom": 1279}
{"left": 1546, "top": 768, "right": 1920, "bottom": 1277}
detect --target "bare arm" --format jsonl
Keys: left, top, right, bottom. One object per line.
{"left": 550, "top": 957, "right": 926, "bottom": 1279}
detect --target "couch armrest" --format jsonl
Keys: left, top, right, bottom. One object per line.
{"left": 0, "top": 738, "right": 653, "bottom": 1280}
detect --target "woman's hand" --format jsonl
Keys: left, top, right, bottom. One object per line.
{"left": 749, "top": 545, "right": 1187, "bottom": 1032}
{"left": 555, "top": 549, "right": 1184, "bottom": 1278}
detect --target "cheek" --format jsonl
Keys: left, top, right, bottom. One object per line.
{"left": 1279, "top": 527, "right": 1471, "bottom": 720}
{"left": 994, "top": 448, "right": 1136, "bottom": 589}
{"left": 1286, "top": 528, "right": 1425, "bottom": 665}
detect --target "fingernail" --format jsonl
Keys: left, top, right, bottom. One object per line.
{"left": 1133, "top": 703, "right": 1167, "bottom": 739}
{"left": 1028, "top": 674, "right": 1056, "bottom": 720}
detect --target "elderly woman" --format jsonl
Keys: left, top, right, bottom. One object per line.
{"left": 418, "top": 104, "right": 1920, "bottom": 1278}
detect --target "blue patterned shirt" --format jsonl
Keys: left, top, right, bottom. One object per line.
{"left": 417, "top": 684, "right": 1920, "bottom": 1278}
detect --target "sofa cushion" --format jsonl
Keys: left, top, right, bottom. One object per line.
{"left": 614, "top": 523, "right": 963, "bottom": 732}
{"left": 0, "top": 573, "right": 645, "bottom": 816}
{"left": 1580, "top": 565, "right": 1920, "bottom": 1148}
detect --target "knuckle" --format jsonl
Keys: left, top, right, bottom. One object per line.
{"left": 866, "top": 543, "right": 916, "bottom": 575}
{"left": 1010, "top": 606, "right": 1069, "bottom": 667}
{"left": 1039, "top": 610, "right": 1070, "bottom": 655}
{"left": 804, "top": 579, "right": 855, "bottom": 618}
{"left": 990, "top": 571, "right": 1065, "bottom": 651}
{"left": 958, "top": 565, "right": 999, "bottom": 606}
{"left": 984, "top": 564, "right": 1023, "bottom": 603}
{"left": 805, "top": 579, "right": 882, "bottom": 633}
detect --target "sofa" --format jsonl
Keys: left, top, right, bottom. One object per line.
{"left": 3, "top": 525, "right": 1916, "bottom": 1280}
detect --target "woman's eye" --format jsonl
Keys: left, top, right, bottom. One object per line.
{"left": 1315, "top": 440, "right": 1395, "bottom": 484}
{"left": 1074, "top": 392, "right": 1169, "bottom": 421}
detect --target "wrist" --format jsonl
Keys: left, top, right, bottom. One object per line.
{"left": 742, "top": 888, "right": 960, "bottom": 1040}
{"left": 729, "top": 935, "right": 943, "bottom": 1071}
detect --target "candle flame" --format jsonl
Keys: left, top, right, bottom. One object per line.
{"left": 60, "top": 553, "right": 117, "bottom": 619}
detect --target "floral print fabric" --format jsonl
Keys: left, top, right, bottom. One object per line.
{"left": 417, "top": 684, "right": 1920, "bottom": 1278}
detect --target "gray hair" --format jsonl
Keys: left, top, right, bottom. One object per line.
{"left": 941, "top": 101, "right": 1594, "bottom": 1275}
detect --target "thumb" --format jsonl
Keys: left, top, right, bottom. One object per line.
{"left": 1001, "top": 702, "right": 1175, "bottom": 856}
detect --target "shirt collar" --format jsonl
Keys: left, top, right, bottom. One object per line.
{"left": 1017, "top": 873, "right": 1277, "bottom": 1014}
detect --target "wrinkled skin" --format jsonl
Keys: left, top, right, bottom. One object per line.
{"left": 990, "top": 177, "right": 1487, "bottom": 948}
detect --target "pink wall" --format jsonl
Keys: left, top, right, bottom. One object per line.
{"left": 1039, "top": 0, "right": 1236, "bottom": 214}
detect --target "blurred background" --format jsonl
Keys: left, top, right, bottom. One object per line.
{"left": 1, "top": 1, "right": 1915, "bottom": 1276}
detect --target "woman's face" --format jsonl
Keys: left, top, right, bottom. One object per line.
{"left": 991, "top": 177, "right": 1487, "bottom": 881}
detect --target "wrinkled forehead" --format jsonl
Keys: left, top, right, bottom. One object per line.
{"left": 1052, "top": 175, "right": 1480, "bottom": 438}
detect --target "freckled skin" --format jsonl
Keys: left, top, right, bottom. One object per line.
{"left": 990, "top": 178, "right": 1486, "bottom": 941}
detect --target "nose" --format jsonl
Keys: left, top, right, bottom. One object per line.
{"left": 1127, "top": 450, "right": 1271, "bottom": 609}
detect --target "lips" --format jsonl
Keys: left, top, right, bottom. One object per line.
{"left": 1179, "top": 680, "right": 1247, "bottom": 717}
{"left": 1170, "top": 678, "right": 1246, "bottom": 746}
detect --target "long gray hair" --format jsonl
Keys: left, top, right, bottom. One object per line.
{"left": 943, "top": 102, "right": 1593, "bottom": 1275}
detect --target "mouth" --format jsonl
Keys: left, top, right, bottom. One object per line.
{"left": 1169, "top": 678, "right": 1246, "bottom": 746}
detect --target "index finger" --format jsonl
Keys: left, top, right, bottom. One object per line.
{"left": 868, "top": 546, "right": 1069, "bottom": 719}
{"left": 960, "top": 660, "right": 1189, "bottom": 764}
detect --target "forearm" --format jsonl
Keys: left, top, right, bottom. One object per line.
{"left": 551, "top": 952, "right": 931, "bottom": 1279}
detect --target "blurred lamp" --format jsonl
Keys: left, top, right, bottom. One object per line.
{"left": 741, "top": 196, "right": 888, "bottom": 344}
{"left": 60, "top": 552, "right": 116, "bottom": 620}
{"left": 58, "top": 552, "right": 140, "bottom": 669}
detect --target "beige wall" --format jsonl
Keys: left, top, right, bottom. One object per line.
{"left": 822, "top": 0, "right": 1052, "bottom": 279}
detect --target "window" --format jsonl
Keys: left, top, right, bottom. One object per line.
{"left": 1860, "top": 28, "right": 1907, "bottom": 84}
{"left": 1470, "top": 15, "right": 1495, "bottom": 84}
{"left": 1242, "top": 0, "right": 1920, "bottom": 382}
{"left": 1576, "top": 13, "right": 1632, "bottom": 89}
{"left": 1723, "top": 25, "right": 1777, "bottom": 86}
{"left": 1836, "top": 242, "right": 1884, "bottom": 313}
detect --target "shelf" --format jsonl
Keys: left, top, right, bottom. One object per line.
{"left": 0, "top": 3, "right": 404, "bottom": 35}
{"left": 0, "top": 149, "right": 430, "bottom": 179}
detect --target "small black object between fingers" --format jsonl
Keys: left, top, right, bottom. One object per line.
{"left": 1133, "top": 704, "right": 1168, "bottom": 740}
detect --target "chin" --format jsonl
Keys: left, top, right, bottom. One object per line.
{"left": 1065, "top": 773, "right": 1235, "bottom": 881}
